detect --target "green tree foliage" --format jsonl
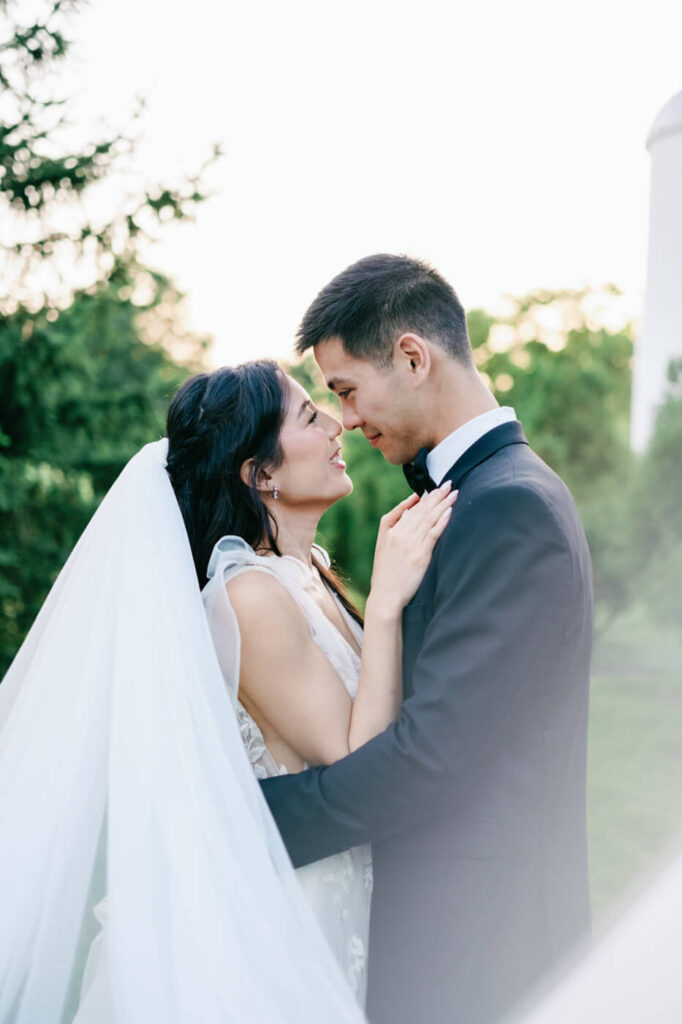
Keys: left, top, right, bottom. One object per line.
{"left": 0, "top": 0, "right": 211, "bottom": 672}
{"left": 1, "top": 0, "right": 218, "bottom": 312}
{"left": 469, "top": 288, "right": 633, "bottom": 497}
{"left": 630, "top": 363, "right": 682, "bottom": 629}
{"left": 470, "top": 288, "right": 635, "bottom": 631}
{"left": 0, "top": 273, "right": 206, "bottom": 669}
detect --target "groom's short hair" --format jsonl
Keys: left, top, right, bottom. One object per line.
{"left": 295, "top": 253, "right": 473, "bottom": 367}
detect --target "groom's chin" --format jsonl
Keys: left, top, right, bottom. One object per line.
{"left": 378, "top": 449, "right": 402, "bottom": 466}
{"left": 368, "top": 433, "right": 408, "bottom": 465}
{"left": 378, "top": 443, "right": 408, "bottom": 466}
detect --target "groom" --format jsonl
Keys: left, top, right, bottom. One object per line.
{"left": 261, "top": 254, "right": 592, "bottom": 1024}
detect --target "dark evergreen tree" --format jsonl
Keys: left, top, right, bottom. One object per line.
{"left": 0, "top": 0, "right": 215, "bottom": 670}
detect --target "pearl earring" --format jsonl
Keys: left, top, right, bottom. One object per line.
{"left": 273, "top": 485, "right": 279, "bottom": 500}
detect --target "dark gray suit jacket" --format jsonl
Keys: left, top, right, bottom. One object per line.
{"left": 261, "top": 421, "right": 592, "bottom": 1024}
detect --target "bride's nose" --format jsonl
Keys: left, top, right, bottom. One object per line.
{"left": 326, "top": 413, "right": 342, "bottom": 439}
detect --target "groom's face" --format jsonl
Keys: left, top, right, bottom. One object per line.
{"left": 314, "top": 337, "right": 421, "bottom": 465}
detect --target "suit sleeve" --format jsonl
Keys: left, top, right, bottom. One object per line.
{"left": 260, "top": 483, "right": 573, "bottom": 867}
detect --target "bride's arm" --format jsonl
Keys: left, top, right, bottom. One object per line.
{"left": 227, "top": 483, "right": 456, "bottom": 766}
{"left": 227, "top": 572, "right": 355, "bottom": 765}
{"left": 349, "top": 482, "right": 456, "bottom": 751}
{"left": 347, "top": 599, "right": 403, "bottom": 753}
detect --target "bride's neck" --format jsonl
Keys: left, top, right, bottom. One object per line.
{"left": 257, "top": 505, "right": 321, "bottom": 568}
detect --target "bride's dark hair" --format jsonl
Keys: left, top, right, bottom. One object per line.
{"left": 166, "top": 360, "right": 361, "bottom": 621}
{"left": 166, "top": 360, "right": 285, "bottom": 584}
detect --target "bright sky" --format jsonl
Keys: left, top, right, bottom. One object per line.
{"left": 72, "top": 0, "right": 682, "bottom": 367}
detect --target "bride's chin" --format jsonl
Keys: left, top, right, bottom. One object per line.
{"left": 326, "top": 478, "right": 353, "bottom": 504}
{"left": 302, "top": 475, "right": 352, "bottom": 508}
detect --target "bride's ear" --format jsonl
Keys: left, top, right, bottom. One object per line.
{"left": 240, "top": 458, "right": 272, "bottom": 496}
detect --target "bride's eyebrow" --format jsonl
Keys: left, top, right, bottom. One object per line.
{"left": 297, "top": 399, "right": 313, "bottom": 418}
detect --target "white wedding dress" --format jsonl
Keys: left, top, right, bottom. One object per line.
{"left": 202, "top": 536, "right": 373, "bottom": 1006}
{"left": 76, "top": 536, "right": 373, "bottom": 1019}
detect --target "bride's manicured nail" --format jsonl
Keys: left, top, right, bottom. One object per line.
{"left": 439, "top": 480, "right": 452, "bottom": 491}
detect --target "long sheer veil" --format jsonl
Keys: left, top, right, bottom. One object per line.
{"left": 0, "top": 439, "right": 364, "bottom": 1024}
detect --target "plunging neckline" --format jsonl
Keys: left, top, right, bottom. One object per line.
{"left": 281, "top": 556, "right": 362, "bottom": 661}
{"left": 321, "top": 587, "right": 363, "bottom": 661}
{"left": 260, "top": 551, "right": 363, "bottom": 661}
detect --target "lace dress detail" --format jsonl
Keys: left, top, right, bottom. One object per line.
{"left": 202, "top": 536, "right": 373, "bottom": 1007}
{"left": 236, "top": 701, "right": 282, "bottom": 780}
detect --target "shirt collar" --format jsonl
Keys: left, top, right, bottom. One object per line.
{"left": 426, "top": 407, "right": 517, "bottom": 486}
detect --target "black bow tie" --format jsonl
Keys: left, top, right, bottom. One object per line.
{"left": 402, "top": 447, "right": 436, "bottom": 496}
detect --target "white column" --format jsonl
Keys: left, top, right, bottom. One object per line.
{"left": 631, "top": 91, "right": 682, "bottom": 452}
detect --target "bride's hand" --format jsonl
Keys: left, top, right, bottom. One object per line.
{"left": 367, "top": 482, "right": 458, "bottom": 618}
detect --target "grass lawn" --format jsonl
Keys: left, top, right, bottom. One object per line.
{"left": 587, "top": 610, "right": 682, "bottom": 929}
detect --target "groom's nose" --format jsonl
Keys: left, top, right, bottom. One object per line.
{"left": 340, "top": 405, "right": 363, "bottom": 431}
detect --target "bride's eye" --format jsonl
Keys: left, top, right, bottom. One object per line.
{"left": 308, "top": 410, "right": 319, "bottom": 424}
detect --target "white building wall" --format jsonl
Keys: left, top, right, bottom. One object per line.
{"left": 631, "top": 91, "right": 682, "bottom": 452}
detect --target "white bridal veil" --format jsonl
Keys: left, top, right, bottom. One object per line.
{"left": 0, "top": 440, "right": 365, "bottom": 1024}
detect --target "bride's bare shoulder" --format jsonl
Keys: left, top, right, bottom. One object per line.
{"left": 225, "top": 568, "right": 308, "bottom": 638}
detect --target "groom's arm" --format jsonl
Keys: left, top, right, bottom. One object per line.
{"left": 260, "top": 483, "right": 579, "bottom": 867}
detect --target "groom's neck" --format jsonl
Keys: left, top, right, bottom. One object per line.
{"left": 422, "top": 362, "right": 499, "bottom": 450}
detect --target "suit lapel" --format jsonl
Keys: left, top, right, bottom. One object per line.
{"left": 442, "top": 421, "right": 529, "bottom": 490}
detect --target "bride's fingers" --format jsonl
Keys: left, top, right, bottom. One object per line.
{"left": 380, "top": 493, "right": 420, "bottom": 532}
{"left": 426, "top": 503, "right": 455, "bottom": 541}
{"left": 416, "top": 481, "right": 453, "bottom": 515}
{"left": 401, "top": 487, "right": 457, "bottom": 531}
{"left": 397, "top": 493, "right": 421, "bottom": 512}
{"left": 399, "top": 500, "right": 456, "bottom": 554}
{"left": 427, "top": 487, "right": 457, "bottom": 515}
{"left": 411, "top": 506, "right": 454, "bottom": 561}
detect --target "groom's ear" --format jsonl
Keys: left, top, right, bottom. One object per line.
{"left": 395, "top": 332, "right": 431, "bottom": 385}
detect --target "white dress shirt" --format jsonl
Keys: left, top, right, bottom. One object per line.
{"left": 426, "top": 407, "right": 517, "bottom": 486}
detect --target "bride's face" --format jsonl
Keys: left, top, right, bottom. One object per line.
{"left": 268, "top": 376, "right": 353, "bottom": 510}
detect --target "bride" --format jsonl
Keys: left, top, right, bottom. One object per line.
{"left": 0, "top": 360, "right": 454, "bottom": 1024}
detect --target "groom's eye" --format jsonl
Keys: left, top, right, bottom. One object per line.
{"left": 337, "top": 390, "right": 352, "bottom": 400}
